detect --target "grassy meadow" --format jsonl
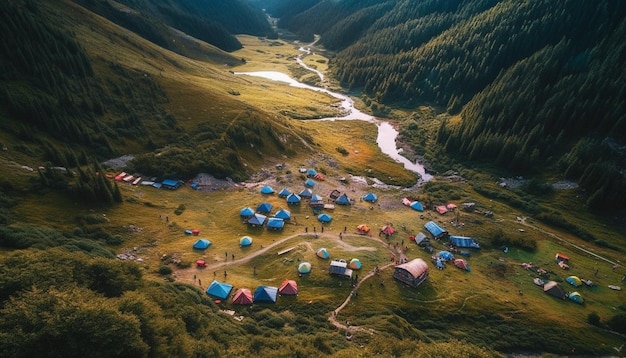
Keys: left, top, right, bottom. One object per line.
{"left": 2, "top": 21, "right": 625, "bottom": 355}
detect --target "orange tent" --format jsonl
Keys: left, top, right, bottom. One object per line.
{"left": 357, "top": 224, "right": 370, "bottom": 233}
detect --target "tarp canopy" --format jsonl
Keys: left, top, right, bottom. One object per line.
{"left": 206, "top": 281, "right": 233, "bottom": 300}
{"left": 348, "top": 258, "right": 362, "bottom": 270}
{"left": 317, "top": 213, "right": 332, "bottom": 223}
{"left": 568, "top": 291, "right": 584, "bottom": 304}
{"left": 278, "top": 279, "right": 298, "bottom": 295}
{"left": 449, "top": 236, "right": 480, "bottom": 249}
{"left": 240, "top": 207, "right": 255, "bottom": 217}
{"left": 566, "top": 276, "right": 582, "bottom": 287}
{"left": 298, "top": 262, "right": 312, "bottom": 274}
{"left": 453, "top": 258, "right": 470, "bottom": 271}
{"left": 413, "top": 232, "right": 428, "bottom": 245}
{"left": 278, "top": 188, "right": 291, "bottom": 198}
{"left": 357, "top": 224, "right": 371, "bottom": 233}
{"left": 316, "top": 248, "right": 330, "bottom": 259}
{"left": 299, "top": 188, "right": 312, "bottom": 198}
{"left": 286, "top": 193, "right": 302, "bottom": 204}
{"left": 363, "top": 193, "right": 378, "bottom": 203}
{"left": 256, "top": 202, "right": 273, "bottom": 214}
{"left": 240, "top": 236, "right": 253, "bottom": 247}
{"left": 193, "top": 239, "right": 211, "bottom": 250}
{"left": 254, "top": 286, "right": 278, "bottom": 303}
{"left": 336, "top": 193, "right": 351, "bottom": 205}
{"left": 267, "top": 218, "right": 285, "bottom": 230}
{"left": 410, "top": 201, "right": 424, "bottom": 211}
{"left": 274, "top": 209, "right": 291, "bottom": 220}
{"left": 260, "top": 185, "right": 275, "bottom": 194}
{"left": 304, "top": 179, "right": 315, "bottom": 188}
{"left": 437, "top": 251, "right": 455, "bottom": 261}
{"left": 232, "top": 288, "right": 253, "bottom": 305}
{"left": 247, "top": 213, "right": 267, "bottom": 226}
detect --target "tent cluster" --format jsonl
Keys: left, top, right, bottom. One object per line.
{"left": 402, "top": 197, "right": 424, "bottom": 211}
{"left": 206, "top": 279, "right": 299, "bottom": 305}
{"left": 540, "top": 280, "right": 585, "bottom": 304}
{"left": 239, "top": 204, "right": 290, "bottom": 230}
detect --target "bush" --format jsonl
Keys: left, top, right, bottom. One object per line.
{"left": 158, "top": 265, "right": 172, "bottom": 275}
{"left": 174, "top": 204, "right": 185, "bottom": 215}
{"left": 587, "top": 312, "right": 601, "bottom": 326}
{"left": 606, "top": 313, "right": 626, "bottom": 334}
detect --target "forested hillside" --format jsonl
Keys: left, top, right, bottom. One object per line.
{"left": 276, "top": 0, "right": 626, "bottom": 211}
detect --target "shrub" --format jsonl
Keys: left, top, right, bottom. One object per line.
{"left": 174, "top": 204, "right": 185, "bottom": 215}
{"left": 587, "top": 312, "right": 601, "bottom": 326}
{"left": 606, "top": 313, "right": 626, "bottom": 334}
{"left": 336, "top": 146, "right": 349, "bottom": 156}
{"left": 158, "top": 265, "right": 172, "bottom": 275}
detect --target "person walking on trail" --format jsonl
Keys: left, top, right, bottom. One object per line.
{"left": 224, "top": 270, "right": 227, "bottom": 279}
{"left": 232, "top": 254, "right": 235, "bottom": 261}
{"left": 225, "top": 252, "right": 228, "bottom": 261}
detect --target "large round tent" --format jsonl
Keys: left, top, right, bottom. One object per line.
{"left": 240, "top": 236, "right": 253, "bottom": 247}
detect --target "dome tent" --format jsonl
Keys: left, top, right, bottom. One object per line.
{"left": 240, "top": 236, "right": 253, "bottom": 247}
{"left": 240, "top": 207, "right": 255, "bottom": 218}
{"left": 316, "top": 248, "right": 330, "bottom": 259}
{"left": 317, "top": 213, "right": 332, "bottom": 223}
{"left": 348, "top": 258, "right": 362, "bottom": 270}
{"left": 298, "top": 262, "right": 312, "bottom": 274}
{"left": 363, "top": 192, "right": 377, "bottom": 203}
{"left": 193, "top": 239, "right": 211, "bottom": 250}
{"left": 206, "top": 281, "right": 233, "bottom": 300}
{"left": 260, "top": 185, "right": 275, "bottom": 194}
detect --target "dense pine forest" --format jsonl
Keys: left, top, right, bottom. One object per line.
{"left": 269, "top": 0, "right": 626, "bottom": 211}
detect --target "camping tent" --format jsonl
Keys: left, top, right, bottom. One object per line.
{"left": 555, "top": 253, "right": 570, "bottom": 262}
{"left": 357, "top": 224, "right": 371, "bottom": 233}
{"left": 363, "top": 193, "right": 378, "bottom": 203}
{"left": 449, "top": 236, "right": 481, "bottom": 249}
{"left": 543, "top": 281, "right": 567, "bottom": 299}
{"left": 274, "top": 209, "right": 291, "bottom": 220}
{"left": 256, "top": 202, "right": 273, "bottom": 214}
{"left": 435, "top": 205, "right": 448, "bottom": 214}
{"left": 260, "top": 185, "right": 275, "bottom": 194}
{"left": 307, "top": 169, "right": 317, "bottom": 177}
{"left": 240, "top": 236, "right": 253, "bottom": 247}
{"left": 278, "top": 188, "right": 291, "bottom": 198}
{"left": 304, "top": 179, "right": 315, "bottom": 188}
{"left": 231, "top": 288, "right": 253, "bottom": 305}
{"left": 278, "top": 279, "right": 298, "bottom": 295}
{"left": 410, "top": 201, "right": 424, "bottom": 211}
{"left": 314, "top": 173, "right": 325, "bottom": 180}
{"left": 317, "top": 213, "right": 332, "bottom": 223}
{"left": 240, "top": 207, "right": 255, "bottom": 218}
{"left": 253, "top": 286, "right": 278, "bottom": 303}
{"left": 348, "top": 258, "right": 362, "bottom": 270}
{"left": 424, "top": 221, "right": 448, "bottom": 239}
{"left": 453, "top": 258, "right": 470, "bottom": 271}
{"left": 310, "top": 194, "right": 324, "bottom": 202}
{"left": 446, "top": 202, "right": 457, "bottom": 210}
{"left": 206, "top": 281, "right": 233, "bottom": 300}
{"left": 336, "top": 193, "right": 351, "bottom": 205}
{"left": 191, "top": 229, "right": 200, "bottom": 236}
{"left": 196, "top": 259, "right": 207, "bottom": 268}
{"left": 413, "top": 232, "right": 429, "bottom": 246}
{"left": 286, "top": 193, "right": 302, "bottom": 205}
{"left": 566, "top": 276, "right": 582, "bottom": 287}
{"left": 299, "top": 188, "right": 313, "bottom": 198}
{"left": 193, "top": 239, "right": 211, "bottom": 250}
{"left": 267, "top": 218, "right": 285, "bottom": 230}
{"left": 247, "top": 213, "right": 267, "bottom": 226}
{"left": 298, "top": 262, "right": 312, "bottom": 274}
{"left": 380, "top": 224, "right": 395, "bottom": 236}
{"left": 568, "top": 291, "right": 584, "bottom": 304}
{"left": 393, "top": 258, "right": 429, "bottom": 287}
{"left": 437, "top": 250, "right": 454, "bottom": 261}
{"left": 316, "top": 248, "right": 330, "bottom": 259}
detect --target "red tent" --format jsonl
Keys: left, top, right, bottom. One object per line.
{"left": 231, "top": 288, "right": 253, "bottom": 305}
{"left": 436, "top": 205, "right": 448, "bottom": 215}
{"left": 380, "top": 224, "right": 395, "bottom": 236}
{"left": 278, "top": 279, "right": 298, "bottom": 296}
{"left": 192, "top": 229, "right": 200, "bottom": 236}
{"left": 196, "top": 259, "right": 207, "bottom": 268}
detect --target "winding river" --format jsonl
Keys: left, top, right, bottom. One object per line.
{"left": 236, "top": 45, "right": 432, "bottom": 183}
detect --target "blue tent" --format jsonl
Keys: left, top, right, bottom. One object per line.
{"left": 253, "top": 286, "right": 278, "bottom": 303}
{"left": 240, "top": 236, "right": 253, "bottom": 247}
{"left": 274, "top": 209, "right": 291, "bottom": 220}
{"left": 363, "top": 193, "right": 378, "bottom": 203}
{"left": 336, "top": 193, "right": 351, "bottom": 205}
{"left": 317, "top": 213, "right": 332, "bottom": 223}
{"left": 310, "top": 194, "right": 323, "bottom": 202}
{"left": 410, "top": 201, "right": 424, "bottom": 211}
{"left": 316, "top": 247, "right": 330, "bottom": 259}
{"left": 247, "top": 213, "right": 267, "bottom": 226}
{"left": 193, "top": 239, "right": 211, "bottom": 250}
{"left": 449, "top": 236, "right": 480, "bottom": 249}
{"left": 206, "top": 281, "right": 233, "bottom": 300}
{"left": 286, "top": 193, "right": 302, "bottom": 204}
{"left": 256, "top": 202, "right": 273, "bottom": 214}
{"left": 260, "top": 185, "right": 275, "bottom": 194}
{"left": 307, "top": 169, "right": 317, "bottom": 177}
{"left": 568, "top": 291, "right": 584, "bottom": 304}
{"left": 267, "top": 218, "right": 285, "bottom": 230}
{"left": 304, "top": 179, "right": 315, "bottom": 188}
{"left": 240, "top": 207, "right": 255, "bottom": 218}
{"left": 424, "top": 221, "right": 448, "bottom": 239}
{"left": 437, "top": 250, "right": 455, "bottom": 261}
{"left": 278, "top": 188, "right": 291, "bottom": 198}
{"left": 299, "top": 188, "right": 312, "bottom": 198}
